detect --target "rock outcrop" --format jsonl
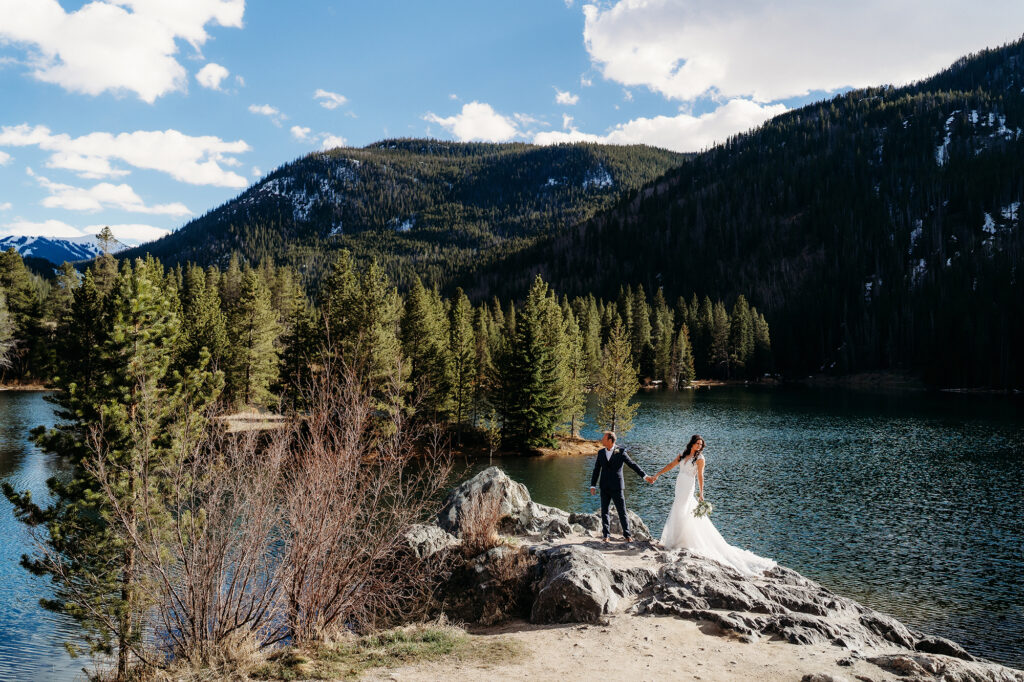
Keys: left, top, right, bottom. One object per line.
{"left": 427, "top": 468, "right": 1024, "bottom": 682}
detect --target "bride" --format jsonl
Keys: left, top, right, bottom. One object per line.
{"left": 653, "top": 435, "right": 776, "bottom": 577}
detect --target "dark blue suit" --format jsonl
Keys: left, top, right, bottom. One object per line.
{"left": 590, "top": 446, "right": 647, "bottom": 539}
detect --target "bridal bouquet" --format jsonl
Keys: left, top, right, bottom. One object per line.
{"left": 693, "top": 498, "right": 713, "bottom": 518}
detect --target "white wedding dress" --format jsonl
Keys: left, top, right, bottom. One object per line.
{"left": 660, "top": 453, "right": 776, "bottom": 577}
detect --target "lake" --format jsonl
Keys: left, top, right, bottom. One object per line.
{"left": 1, "top": 387, "right": 1022, "bottom": 679}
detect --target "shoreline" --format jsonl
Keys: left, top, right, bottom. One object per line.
{"left": 395, "top": 467, "right": 1024, "bottom": 681}
{"left": 0, "top": 383, "right": 50, "bottom": 392}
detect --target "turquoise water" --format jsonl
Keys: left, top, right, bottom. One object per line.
{"left": 1, "top": 388, "right": 1022, "bottom": 677}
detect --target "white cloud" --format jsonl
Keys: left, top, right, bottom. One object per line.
{"left": 0, "top": 202, "right": 11, "bottom": 211}
{"left": 0, "top": 0, "right": 244, "bottom": 103}
{"left": 249, "top": 103, "right": 286, "bottom": 126}
{"left": 534, "top": 98, "right": 786, "bottom": 152}
{"left": 251, "top": 166, "right": 261, "bottom": 178}
{"left": 86, "top": 223, "right": 171, "bottom": 244}
{"left": 319, "top": 134, "right": 346, "bottom": 150}
{"left": 1, "top": 218, "right": 171, "bottom": 243}
{"left": 562, "top": 113, "right": 574, "bottom": 130}
{"left": 235, "top": 74, "right": 245, "bottom": 87}
{"left": 28, "top": 167, "right": 190, "bottom": 216}
{"left": 0, "top": 123, "right": 251, "bottom": 187}
{"left": 290, "top": 125, "right": 312, "bottom": 141}
{"left": 0, "top": 150, "right": 10, "bottom": 165}
{"left": 448, "top": 93, "right": 459, "bottom": 100}
{"left": 582, "top": 0, "right": 1024, "bottom": 103}
{"left": 196, "top": 62, "right": 229, "bottom": 90}
{"left": 555, "top": 88, "right": 579, "bottom": 105}
{"left": 424, "top": 101, "right": 519, "bottom": 142}
{"left": 580, "top": 74, "right": 593, "bottom": 87}
{"left": 1, "top": 219, "right": 84, "bottom": 238}
{"left": 314, "top": 88, "right": 348, "bottom": 110}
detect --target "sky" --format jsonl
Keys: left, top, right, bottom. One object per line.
{"left": 1, "top": 1, "right": 1023, "bottom": 245}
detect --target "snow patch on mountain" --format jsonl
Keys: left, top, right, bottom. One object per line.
{"left": 582, "top": 164, "right": 613, "bottom": 190}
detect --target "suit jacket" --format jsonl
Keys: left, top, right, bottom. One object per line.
{"left": 590, "top": 446, "right": 647, "bottom": 491}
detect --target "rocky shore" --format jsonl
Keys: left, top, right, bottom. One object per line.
{"left": 401, "top": 467, "right": 1023, "bottom": 682}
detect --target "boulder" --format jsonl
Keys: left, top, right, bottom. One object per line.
{"left": 531, "top": 545, "right": 619, "bottom": 624}
{"left": 868, "top": 654, "right": 1024, "bottom": 682}
{"left": 402, "top": 523, "right": 460, "bottom": 559}
{"left": 437, "top": 467, "right": 535, "bottom": 536}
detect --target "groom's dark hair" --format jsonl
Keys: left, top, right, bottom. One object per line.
{"left": 604, "top": 431, "right": 617, "bottom": 443}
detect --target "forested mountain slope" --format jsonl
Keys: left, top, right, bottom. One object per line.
{"left": 468, "top": 40, "right": 1024, "bottom": 388}
{"left": 121, "top": 141, "right": 686, "bottom": 289}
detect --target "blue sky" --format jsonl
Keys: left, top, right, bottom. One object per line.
{"left": 2, "top": 0, "right": 1022, "bottom": 244}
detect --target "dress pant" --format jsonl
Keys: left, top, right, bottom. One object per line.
{"left": 600, "top": 487, "right": 631, "bottom": 538}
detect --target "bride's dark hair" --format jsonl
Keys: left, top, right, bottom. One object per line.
{"left": 679, "top": 435, "right": 704, "bottom": 463}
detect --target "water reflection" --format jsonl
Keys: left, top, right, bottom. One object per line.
{"left": 0, "top": 391, "right": 82, "bottom": 681}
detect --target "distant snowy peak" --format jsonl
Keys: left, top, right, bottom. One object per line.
{"left": 0, "top": 233, "right": 129, "bottom": 266}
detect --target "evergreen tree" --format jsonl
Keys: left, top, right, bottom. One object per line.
{"left": 225, "top": 269, "right": 281, "bottom": 407}
{"left": 448, "top": 288, "right": 475, "bottom": 438}
{"left": 495, "top": 276, "right": 564, "bottom": 450}
{"left": 694, "top": 296, "right": 714, "bottom": 377}
{"left": 651, "top": 287, "right": 674, "bottom": 384}
{"left": 563, "top": 306, "right": 589, "bottom": 437}
{"left": 728, "top": 295, "right": 755, "bottom": 377}
{"left": 470, "top": 305, "right": 494, "bottom": 426}
{"left": 321, "top": 253, "right": 406, "bottom": 411}
{"left": 401, "top": 277, "right": 452, "bottom": 417}
{"left": 3, "top": 258, "right": 221, "bottom": 680}
{"left": 751, "top": 309, "right": 773, "bottom": 376}
{"left": 671, "top": 324, "right": 696, "bottom": 388}
{"left": 0, "top": 292, "right": 13, "bottom": 369}
{"left": 595, "top": 320, "right": 639, "bottom": 436}
{"left": 179, "top": 264, "right": 228, "bottom": 373}
{"left": 709, "top": 301, "right": 731, "bottom": 378}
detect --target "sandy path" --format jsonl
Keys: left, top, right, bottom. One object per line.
{"left": 364, "top": 613, "right": 903, "bottom": 682}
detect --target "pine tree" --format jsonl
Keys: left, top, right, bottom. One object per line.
{"left": 321, "top": 254, "right": 406, "bottom": 412}
{"left": 728, "top": 295, "right": 755, "bottom": 377}
{"left": 495, "top": 276, "right": 564, "bottom": 450}
{"left": 179, "top": 264, "right": 228, "bottom": 373}
{"left": 563, "top": 306, "right": 589, "bottom": 437}
{"left": 671, "top": 324, "right": 696, "bottom": 388}
{"left": 709, "top": 301, "right": 731, "bottom": 378}
{"left": 694, "top": 296, "right": 714, "bottom": 377}
{"left": 751, "top": 308, "right": 773, "bottom": 376}
{"left": 0, "top": 292, "right": 13, "bottom": 369}
{"left": 3, "top": 258, "right": 221, "bottom": 680}
{"left": 448, "top": 288, "right": 475, "bottom": 439}
{"left": 401, "top": 277, "right": 452, "bottom": 417}
{"left": 651, "top": 287, "right": 674, "bottom": 384}
{"left": 225, "top": 268, "right": 281, "bottom": 407}
{"left": 595, "top": 320, "right": 639, "bottom": 436}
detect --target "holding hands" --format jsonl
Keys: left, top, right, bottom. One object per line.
{"left": 644, "top": 475, "right": 656, "bottom": 484}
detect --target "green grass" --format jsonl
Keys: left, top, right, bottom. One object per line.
{"left": 249, "top": 624, "right": 521, "bottom": 680}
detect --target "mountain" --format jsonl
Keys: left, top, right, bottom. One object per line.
{"left": 0, "top": 234, "right": 132, "bottom": 268}
{"left": 467, "top": 39, "right": 1024, "bottom": 388}
{"left": 121, "top": 141, "right": 687, "bottom": 288}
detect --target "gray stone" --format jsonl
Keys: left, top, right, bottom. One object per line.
{"left": 437, "top": 467, "right": 535, "bottom": 536}
{"left": 402, "top": 523, "right": 460, "bottom": 559}
{"left": 531, "top": 544, "right": 619, "bottom": 624}
{"left": 868, "top": 654, "right": 1024, "bottom": 682}
{"left": 914, "top": 634, "right": 975, "bottom": 661}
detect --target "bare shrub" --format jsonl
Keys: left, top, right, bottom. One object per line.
{"left": 89, "top": 408, "right": 290, "bottom": 667}
{"left": 280, "top": 358, "right": 452, "bottom": 642}
{"left": 458, "top": 492, "right": 503, "bottom": 558}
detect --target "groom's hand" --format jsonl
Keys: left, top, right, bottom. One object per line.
{"left": 589, "top": 486, "right": 596, "bottom": 495}
{"left": 644, "top": 475, "right": 656, "bottom": 484}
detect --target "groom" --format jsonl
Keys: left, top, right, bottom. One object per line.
{"left": 590, "top": 431, "right": 654, "bottom": 542}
